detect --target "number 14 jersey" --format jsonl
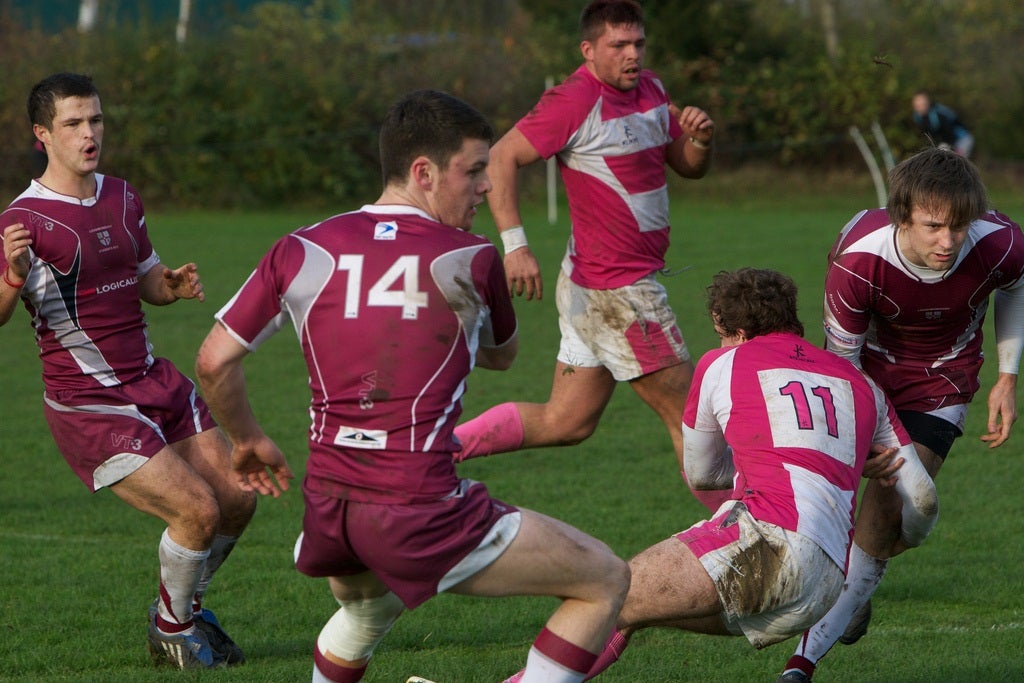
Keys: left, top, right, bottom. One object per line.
{"left": 216, "top": 204, "right": 517, "bottom": 504}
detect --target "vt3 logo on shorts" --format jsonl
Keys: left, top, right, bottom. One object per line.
{"left": 110, "top": 433, "right": 143, "bottom": 452}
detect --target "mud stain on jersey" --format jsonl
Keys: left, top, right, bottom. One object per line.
{"left": 447, "top": 276, "right": 480, "bottom": 313}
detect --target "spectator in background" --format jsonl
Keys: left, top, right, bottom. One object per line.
{"left": 911, "top": 90, "right": 974, "bottom": 158}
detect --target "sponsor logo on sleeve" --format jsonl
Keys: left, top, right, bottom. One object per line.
{"left": 824, "top": 323, "right": 859, "bottom": 346}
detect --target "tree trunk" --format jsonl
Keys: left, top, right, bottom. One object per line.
{"left": 819, "top": 0, "right": 840, "bottom": 62}
{"left": 77, "top": 0, "right": 99, "bottom": 33}
{"left": 177, "top": 0, "right": 192, "bottom": 44}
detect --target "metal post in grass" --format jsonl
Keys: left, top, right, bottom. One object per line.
{"left": 850, "top": 125, "right": 887, "bottom": 208}
{"left": 870, "top": 119, "right": 896, "bottom": 173}
{"left": 546, "top": 75, "right": 557, "bottom": 224}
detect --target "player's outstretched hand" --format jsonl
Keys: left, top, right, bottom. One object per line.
{"left": 231, "top": 435, "right": 294, "bottom": 498}
{"left": 164, "top": 262, "right": 205, "bottom": 302}
{"left": 981, "top": 372, "right": 1018, "bottom": 449}
{"left": 505, "top": 247, "right": 543, "bottom": 300}
{"left": 862, "top": 443, "right": 903, "bottom": 487}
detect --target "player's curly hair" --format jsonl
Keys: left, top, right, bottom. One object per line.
{"left": 580, "top": 0, "right": 643, "bottom": 43}
{"left": 379, "top": 89, "right": 494, "bottom": 187}
{"left": 886, "top": 147, "right": 988, "bottom": 230}
{"left": 706, "top": 268, "right": 804, "bottom": 340}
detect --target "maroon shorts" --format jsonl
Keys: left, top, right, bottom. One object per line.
{"left": 295, "top": 477, "right": 521, "bottom": 608}
{"left": 43, "top": 358, "right": 216, "bottom": 491}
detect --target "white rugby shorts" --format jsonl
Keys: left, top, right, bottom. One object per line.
{"left": 555, "top": 269, "right": 689, "bottom": 381}
{"left": 677, "top": 501, "right": 845, "bottom": 649}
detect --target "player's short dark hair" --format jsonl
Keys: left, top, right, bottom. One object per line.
{"left": 706, "top": 268, "right": 804, "bottom": 339}
{"left": 886, "top": 147, "right": 988, "bottom": 230}
{"left": 379, "top": 89, "right": 494, "bottom": 187}
{"left": 580, "top": 0, "right": 644, "bottom": 43}
{"left": 28, "top": 73, "right": 99, "bottom": 129}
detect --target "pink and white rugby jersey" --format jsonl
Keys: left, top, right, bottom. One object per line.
{"left": 516, "top": 65, "right": 683, "bottom": 289}
{"left": 682, "top": 332, "right": 908, "bottom": 567}
{"left": 216, "top": 205, "right": 517, "bottom": 504}
{"left": 1, "top": 176, "right": 159, "bottom": 392}
{"left": 824, "top": 208, "right": 1024, "bottom": 412}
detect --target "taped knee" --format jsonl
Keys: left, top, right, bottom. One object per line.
{"left": 317, "top": 591, "right": 405, "bottom": 662}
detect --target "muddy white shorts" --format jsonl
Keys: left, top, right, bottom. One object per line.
{"left": 676, "top": 500, "right": 845, "bottom": 648}
{"left": 555, "top": 268, "right": 689, "bottom": 381}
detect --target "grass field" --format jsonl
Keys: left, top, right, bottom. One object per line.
{"left": 1, "top": 170, "right": 1022, "bottom": 682}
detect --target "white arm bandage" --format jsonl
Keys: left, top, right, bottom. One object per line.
{"left": 682, "top": 425, "right": 735, "bottom": 490}
{"left": 499, "top": 225, "right": 529, "bottom": 255}
{"left": 994, "top": 285, "right": 1024, "bottom": 374}
{"left": 823, "top": 311, "right": 866, "bottom": 369}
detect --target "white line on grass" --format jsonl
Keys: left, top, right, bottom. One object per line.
{"left": 0, "top": 531, "right": 105, "bottom": 543}
{"left": 884, "top": 622, "right": 1024, "bottom": 635}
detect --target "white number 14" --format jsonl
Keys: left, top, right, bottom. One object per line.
{"left": 336, "top": 254, "right": 428, "bottom": 319}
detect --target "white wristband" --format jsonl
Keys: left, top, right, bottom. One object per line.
{"left": 500, "top": 225, "right": 528, "bottom": 254}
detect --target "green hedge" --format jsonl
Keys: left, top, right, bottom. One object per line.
{"left": 0, "top": 3, "right": 573, "bottom": 208}
{"left": 1, "top": 1, "right": 1019, "bottom": 209}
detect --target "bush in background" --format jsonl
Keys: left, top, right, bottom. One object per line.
{"left": 0, "top": 1, "right": 573, "bottom": 208}
{"left": 1, "top": 0, "right": 1020, "bottom": 209}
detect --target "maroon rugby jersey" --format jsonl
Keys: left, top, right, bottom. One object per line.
{"left": 1, "top": 176, "right": 160, "bottom": 392}
{"left": 216, "top": 204, "right": 517, "bottom": 504}
{"left": 823, "top": 208, "right": 1024, "bottom": 411}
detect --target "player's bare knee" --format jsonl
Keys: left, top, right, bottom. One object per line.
{"left": 552, "top": 420, "right": 599, "bottom": 445}
{"left": 582, "top": 547, "right": 630, "bottom": 608}
{"left": 177, "top": 493, "right": 222, "bottom": 542}
{"left": 220, "top": 487, "right": 257, "bottom": 530}
{"left": 605, "top": 557, "right": 631, "bottom": 610}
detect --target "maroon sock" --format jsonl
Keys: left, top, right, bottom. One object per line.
{"left": 533, "top": 627, "right": 598, "bottom": 676}
{"left": 313, "top": 647, "right": 367, "bottom": 683}
{"left": 782, "top": 655, "right": 816, "bottom": 677}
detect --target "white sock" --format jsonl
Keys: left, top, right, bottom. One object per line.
{"left": 192, "top": 534, "right": 238, "bottom": 613}
{"left": 157, "top": 529, "right": 210, "bottom": 629}
{"left": 519, "top": 647, "right": 587, "bottom": 683}
{"left": 795, "top": 542, "right": 888, "bottom": 663}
